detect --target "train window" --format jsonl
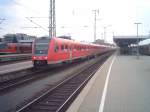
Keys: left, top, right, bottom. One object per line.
{"left": 61, "top": 44, "right": 64, "bottom": 51}
{"left": 74, "top": 45, "right": 76, "bottom": 50}
{"left": 73, "top": 45, "right": 75, "bottom": 50}
{"left": 77, "top": 46, "right": 79, "bottom": 50}
{"left": 81, "top": 46, "right": 83, "bottom": 50}
{"left": 75, "top": 45, "right": 77, "bottom": 50}
{"left": 69, "top": 45, "right": 72, "bottom": 50}
{"left": 35, "top": 42, "right": 49, "bottom": 55}
{"left": 55, "top": 43, "right": 59, "bottom": 52}
{"left": 86, "top": 46, "right": 88, "bottom": 50}
{"left": 83, "top": 46, "right": 85, "bottom": 50}
{"left": 78, "top": 46, "right": 80, "bottom": 50}
{"left": 65, "top": 45, "right": 68, "bottom": 50}
{"left": 79, "top": 46, "right": 81, "bottom": 51}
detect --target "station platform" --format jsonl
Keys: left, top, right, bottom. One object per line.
{"left": 67, "top": 54, "right": 150, "bottom": 112}
{"left": 0, "top": 61, "right": 33, "bottom": 74}
{"left": 0, "top": 53, "right": 31, "bottom": 58}
{"left": 0, "top": 53, "right": 31, "bottom": 62}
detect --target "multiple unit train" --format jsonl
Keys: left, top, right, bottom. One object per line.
{"left": 32, "top": 36, "right": 115, "bottom": 67}
{"left": 0, "top": 33, "right": 35, "bottom": 54}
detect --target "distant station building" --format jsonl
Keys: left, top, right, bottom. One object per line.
{"left": 113, "top": 35, "right": 149, "bottom": 55}
{"left": 0, "top": 38, "right": 2, "bottom": 42}
{"left": 93, "top": 39, "right": 115, "bottom": 48}
{"left": 94, "top": 39, "right": 104, "bottom": 44}
{"left": 3, "top": 33, "right": 36, "bottom": 43}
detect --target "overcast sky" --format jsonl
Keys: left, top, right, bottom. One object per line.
{"left": 0, "top": 0, "right": 150, "bottom": 43}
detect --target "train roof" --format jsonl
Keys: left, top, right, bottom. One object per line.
{"left": 53, "top": 37, "right": 111, "bottom": 47}
{"left": 35, "top": 37, "right": 112, "bottom": 48}
{"left": 57, "top": 35, "right": 71, "bottom": 40}
{"left": 139, "top": 38, "right": 150, "bottom": 46}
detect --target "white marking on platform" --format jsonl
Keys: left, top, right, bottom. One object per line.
{"left": 99, "top": 55, "right": 116, "bottom": 112}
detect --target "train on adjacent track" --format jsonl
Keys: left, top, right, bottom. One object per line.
{"left": 0, "top": 33, "right": 35, "bottom": 54}
{"left": 32, "top": 36, "right": 115, "bottom": 67}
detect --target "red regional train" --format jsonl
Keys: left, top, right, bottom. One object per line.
{"left": 32, "top": 36, "right": 114, "bottom": 67}
{"left": 0, "top": 33, "right": 35, "bottom": 54}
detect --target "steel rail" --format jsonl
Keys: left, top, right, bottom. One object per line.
{"left": 16, "top": 53, "right": 110, "bottom": 112}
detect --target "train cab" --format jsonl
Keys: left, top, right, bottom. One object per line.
{"left": 32, "top": 37, "right": 50, "bottom": 66}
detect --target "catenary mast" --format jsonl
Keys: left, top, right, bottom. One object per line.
{"left": 49, "top": 0, "right": 56, "bottom": 38}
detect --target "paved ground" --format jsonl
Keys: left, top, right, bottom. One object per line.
{"left": 0, "top": 53, "right": 31, "bottom": 58}
{"left": 104, "top": 56, "right": 150, "bottom": 112}
{"left": 0, "top": 61, "right": 32, "bottom": 74}
{"left": 67, "top": 55, "right": 150, "bottom": 112}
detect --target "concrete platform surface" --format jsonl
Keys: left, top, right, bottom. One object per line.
{"left": 0, "top": 53, "right": 31, "bottom": 58}
{"left": 0, "top": 61, "right": 32, "bottom": 74}
{"left": 67, "top": 55, "right": 150, "bottom": 112}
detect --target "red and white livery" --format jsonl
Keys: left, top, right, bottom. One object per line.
{"left": 32, "top": 36, "right": 114, "bottom": 67}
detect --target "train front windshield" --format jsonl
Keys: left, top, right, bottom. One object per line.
{"left": 34, "top": 38, "right": 50, "bottom": 55}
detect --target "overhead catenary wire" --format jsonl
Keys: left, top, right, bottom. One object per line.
{"left": 21, "top": 26, "right": 41, "bottom": 29}
{"left": 27, "top": 17, "right": 48, "bottom": 19}
{"left": 0, "top": 18, "right": 6, "bottom": 30}
{"left": 0, "top": 18, "right": 6, "bottom": 24}
{"left": 25, "top": 17, "right": 48, "bottom": 32}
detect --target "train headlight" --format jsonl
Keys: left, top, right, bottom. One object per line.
{"left": 44, "top": 56, "right": 48, "bottom": 60}
{"left": 33, "top": 56, "right": 36, "bottom": 59}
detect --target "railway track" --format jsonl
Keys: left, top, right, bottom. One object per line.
{"left": 0, "top": 67, "right": 51, "bottom": 92}
{"left": 16, "top": 53, "right": 110, "bottom": 112}
{"left": 0, "top": 67, "right": 34, "bottom": 83}
{"left": 0, "top": 56, "right": 95, "bottom": 92}
{"left": 0, "top": 54, "right": 31, "bottom": 65}
{"left": 0, "top": 59, "right": 31, "bottom": 66}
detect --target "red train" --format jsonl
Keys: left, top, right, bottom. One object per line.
{"left": 32, "top": 36, "right": 114, "bottom": 67}
{"left": 0, "top": 33, "right": 35, "bottom": 54}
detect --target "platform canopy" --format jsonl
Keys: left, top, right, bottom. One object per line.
{"left": 139, "top": 38, "right": 150, "bottom": 46}
{"left": 113, "top": 36, "right": 149, "bottom": 47}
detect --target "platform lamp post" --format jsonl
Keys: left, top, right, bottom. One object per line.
{"left": 134, "top": 22, "right": 142, "bottom": 59}
{"left": 92, "top": 9, "right": 99, "bottom": 42}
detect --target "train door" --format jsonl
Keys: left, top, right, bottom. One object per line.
{"left": 69, "top": 45, "right": 72, "bottom": 62}
{"left": 53, "top": 42, "right": 60, "bottom": 61}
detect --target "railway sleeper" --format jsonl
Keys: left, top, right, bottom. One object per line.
{"left": 39, "top": 99, "right": 63, "bottom": 105}
{"left": 32, "top": 106, "right": 57, "bottom": 111}
{"left": 54, "top": 91, "right": 74, "bottom": 95}
{"left": 41, "top": 100, "right": 63, "bottom": 104}
{"left": 38, "top": 102, "right": 60, "bottom": 106}
{"left": 62, "top": 85, "right": 77, "bottom": 88}
{"left": 52, "top": 93, "right": 71, "bottom": 97}
{"left": 50, "top": 96, "right": 68, "bottom": 101}
{"left": 56, "top": 88, "right": 77, "bottom": 92}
